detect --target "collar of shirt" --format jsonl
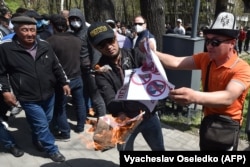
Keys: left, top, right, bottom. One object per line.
{"left": 17, "top": 40, "right": 38, "bottom": 60}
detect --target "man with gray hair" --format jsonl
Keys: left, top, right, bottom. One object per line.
{"left": 0, "top": 15, "right": 70, "bottom": 162}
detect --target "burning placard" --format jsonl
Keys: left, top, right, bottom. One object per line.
{"left": 91, "top": 112, "right": 145, "bottom": 152}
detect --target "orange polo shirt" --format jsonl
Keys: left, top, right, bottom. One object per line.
{"left": 193, "top": 51, "right": 250, "bottom": 124}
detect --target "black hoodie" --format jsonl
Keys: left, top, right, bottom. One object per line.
{"left": 68, "top": 8, "right": 101, "bottom": 70}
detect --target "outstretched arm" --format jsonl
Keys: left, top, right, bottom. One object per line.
{"left": 155, "top": 51, "right": 196, "bottom": 70}
{"left": 169, "top": 80, "right": 245, "bottom": 107}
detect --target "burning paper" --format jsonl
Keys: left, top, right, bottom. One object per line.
{"left": 91, "top": 112, "right": 145, "bottom": 152}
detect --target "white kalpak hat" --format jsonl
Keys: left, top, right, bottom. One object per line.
{"left": 203, "top": 12, "right": 239, "bottom": 39}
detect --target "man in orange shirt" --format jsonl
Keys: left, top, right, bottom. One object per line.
{"left": 154, "top": 12, "right": 250, "bottom": 150}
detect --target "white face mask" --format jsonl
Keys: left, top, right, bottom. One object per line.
{"left": 134, "top": 25, "right": 144, "bottom": 33}
{"left": 42, "top": 19, "right": 49, "bottom": 25}
{"left": 8, "top": 22, "right": 13, "bottom": 30}
{"left": 70, "top": 21, "right": 82, "bottom": 28}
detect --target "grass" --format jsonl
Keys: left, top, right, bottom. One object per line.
{"left": 158, "top": 53, "right": 250, "bottom": 141}
{"left": 158, "top": 99, "right": 202, "bottom": 136}
{"left": 158, "top": 99, "right": 250, "bottom": 141}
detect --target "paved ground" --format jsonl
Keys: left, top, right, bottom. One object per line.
{"left": 0, "top": 109, "right": 249, "bottom": 167}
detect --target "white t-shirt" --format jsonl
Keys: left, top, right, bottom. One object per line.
{"left": 174, "top": 26, "right": 186, "bottom": 35}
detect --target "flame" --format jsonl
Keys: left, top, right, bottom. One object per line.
{"left": 85, "top": 118, "right": 97, "bottom": 132}
{"left": 88, "top": 107, "right": 95, "bottom": 117}
{"left": 83, "top": 112, "right": 145, "bottom": 151}
{"left": 79, "top": 134, "right": 95, "bottom": 149}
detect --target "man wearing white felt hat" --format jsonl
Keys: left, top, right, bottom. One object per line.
{"left": 152, "top": 12, "right": 250, "bottom": 151}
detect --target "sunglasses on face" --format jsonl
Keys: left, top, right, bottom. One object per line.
{"left": 97, "top": 38, "right": 115, "bottom": 49}
{"left": 205, "top": 38, "right": 233, "bottom": 47}
{"left": 134, "top": 23, "right": 144, "bottom": 26}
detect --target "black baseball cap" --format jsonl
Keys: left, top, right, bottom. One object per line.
{"left": 87, "top": 22, "right": 115, "bottom": 46}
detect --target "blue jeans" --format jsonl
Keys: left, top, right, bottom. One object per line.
{"left": 117, "top": 113, "right": 165, "bottom": 151}
{"left": 20, "top": 94, "right": 58, "bottom": 154}
{"left": 0, "top": 92, "right": 11, "bottom": 121}
{"left": 54, "top": 76, "right": 86, "bottom": 134}
{"left": 0, "top": 122, "right": 15, "bottom": 149}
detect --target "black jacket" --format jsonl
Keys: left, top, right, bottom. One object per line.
{"left": 95, "top": 48, "right": 148, "bottom": 117}
{"left": 46, "top": 32, "right": 82, "bottom": 79}
{"left": 69, "top": 8, "right": 101, "bottom": 70}
{"left": 0, "top": 35, "right": 69, "bottom": 101}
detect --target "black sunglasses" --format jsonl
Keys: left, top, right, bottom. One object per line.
{"left": 134, "top": 23, "right": 144, "bottom": 26}
{"left": 205, "top": 38, "right": 233, "bottom": 47}
{"left": 97, "top": 38, "right": 115, "bottom": 49}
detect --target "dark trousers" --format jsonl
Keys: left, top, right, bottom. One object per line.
{"left": 82, "top": 73, "right": 106, "bottom": 117}
{"left": 238, "top": 40, "right": 244, "bottom": 53}
{"left": 53, "top": 76, "right": 87, "bottom": 135}
{"left": 117, "top": 113, "right": 165, "bottom": 151}
{"left": 244, "top": 38, "right": 250, "bottom": 51}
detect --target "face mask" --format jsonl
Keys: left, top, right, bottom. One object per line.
{"left": 70, "top": 21, "right": 82, "bottom": 28}
{"left": 134, "top": 25, "right": 144, "bottom": 33}
{"left": 42, "top": 19, "right": 49, "bottom": 25}
{"left": 8, "top": 22, "right": 13, "bottom": 30}
{"left": 36, "top": 20, "right": 43, "bottom": 28}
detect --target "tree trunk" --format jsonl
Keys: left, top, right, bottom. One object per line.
{"left": 140, "top": 0, "right": 165, "bottom": 51}
{"left": 243, "top": 0, "right": 250, "bottom": 13}
{"left": 74, "top": 0, "right": 80, "bottom": 8}
{"left": 0, "top": 0, "right": 7, "bottom": 8}
{"left": 122, "top": 0, "right": 128, "bottom": 24}
{"left": 84, "top": 0, "right": 115, "bottom": 23}
{"left": 60, "top": 0, "right": 64, "bottom": 11}
{"left": 214, "top": 0, "right": 228, "bottom": 18}
{"left": 48, "top": 0, "right": 54, "bottom": 15}
{"left": 131, "top": 0, "right": 135, "bottom": 21}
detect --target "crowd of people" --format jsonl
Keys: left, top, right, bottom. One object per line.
{"left": 0, "top": 5, "right": 249, "bottom": 164}
{"left": 165, "top": 18, "right": 207, "bottom": 37}
{"left": 165, "top": 18, "right": 250, "bottom": 54}
{"left": 0, "top": 6, "right": 160, "bottom": 162}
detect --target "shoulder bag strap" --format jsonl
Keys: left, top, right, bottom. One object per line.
{"left": 201, "top": 61, "right": 212, "bottom": 120}
{"left": 204, "top": 61, "right": 212, "bottom": 92}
